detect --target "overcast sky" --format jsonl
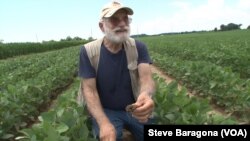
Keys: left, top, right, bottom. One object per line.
{"left": 0, "top": 0, "right": 249, "bottom": 43}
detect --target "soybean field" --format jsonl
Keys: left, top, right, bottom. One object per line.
{"left": 0, "top": 30, "right": 249, "bottom": 140}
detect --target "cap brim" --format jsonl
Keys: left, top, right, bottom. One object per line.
{"left": 103, "top": 7, "right": 133, "bottom": 18}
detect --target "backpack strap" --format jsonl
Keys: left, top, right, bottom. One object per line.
{"left": 84, "top": 38, "right": 104, "bottom": 71}
{"left": 124, "top": 38, "right": 140, "bottom": 100}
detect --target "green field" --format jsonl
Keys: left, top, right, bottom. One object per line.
{"left": 140, "top": 30, "right": 250, "bottom": 122}
{"left": 0, "top": 30, "right": 249, "bottom": 140}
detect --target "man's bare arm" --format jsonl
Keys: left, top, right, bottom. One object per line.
{"left": 82, "top": 78, "right": 108, "bottom": 124}
{"left": 81, "top": 78, "right": 116, "bottom": 140}
{"left": 138, "top": 63, "right": 155, "bottom": 96}
{"left": 129, "top": 63, "right": 155, "bottom": 123}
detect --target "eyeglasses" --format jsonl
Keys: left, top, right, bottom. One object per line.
{"left": 103, "top": 16, "right": 132, "bottom": 26}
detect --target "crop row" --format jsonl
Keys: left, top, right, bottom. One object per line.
{"left": 0, "top": 46, "right": 81, "bottom": 140}
{"left": 151, "top": 52, "right": 250, "bottom": 123}
{"left": 140, "top": 30, "right": 250, "bottom": 79}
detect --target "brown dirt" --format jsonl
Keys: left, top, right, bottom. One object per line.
{"left": 151, "top": 65, "right": 184, "bottom": 91}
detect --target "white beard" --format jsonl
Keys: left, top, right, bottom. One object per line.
{"left": 103, "top": 24, "right": 130, "bottom": 43}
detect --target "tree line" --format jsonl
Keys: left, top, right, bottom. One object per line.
{"left": 0, "top": 36, "right": 94, "bottom": 44}
{"left": 214, "top": 23, "right": 250, "bottom": 31}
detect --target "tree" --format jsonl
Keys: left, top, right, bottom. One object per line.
{"left": 66, "top": 36, "right": 72, "bottom": 41}
{"left": 214, "top": 27, "right": 218, "bottom": 32}
{"left": 73, "top": 36, "right": 82, "bottom": 41}
{"left": 0, "top": 39, "right": 3, "bottom": 44}
{"left": 227, "top": 23, "right": 241, "bottom": 30}
{"left": 88, "top": 37, "right": 94, "bottom": 41}
{"left": 220, "top": 24, "right": 226, "bottom": 31}
{"left": 220, "top": 23, "right": 242, "bottom": 31}
{"left": 247, "top": 25, "right": 250, "bottom": 29}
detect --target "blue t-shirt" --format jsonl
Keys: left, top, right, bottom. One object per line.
{"left": 78, "top": 40, "right": 152, "bottom": 110}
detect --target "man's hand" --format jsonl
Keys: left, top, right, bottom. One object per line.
{"left": 127, "top": 92, "right": 154, "bottom": 123}
{"left": 99, "top": 122, "right": 116, "bottom": 141}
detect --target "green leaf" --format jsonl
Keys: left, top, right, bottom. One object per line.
{"left": 59, "top": 108, "right": 76, "bottom": 128}
{"left": 15, "top": 136, "right": 29, "bottom": 140}
{"left": 56, "top": 123, "right": 69, "bottom": 134}
{"left": 164, "top": 113, "right": 176, "bottom": 121}
{"left": 56, "top": 108, "right": 65, "bottom": 117}
{"left": 173, "top": 93, "right": 190, "bottom": 107}
{"left": 79, "top": 124, "right": 89, "bottom": 140}
{"left": 44, "top": 124, "right": 60, "bottom": 141}
{"left": 209, "top": 81, "right": 217, "bottom": 89}
{"left": 30, "top": 135, "right": 37, "bottom": 141}
{"left": 2, "top": 134, "right": 14, "bottom": 139}
{"left": 41, "top": 111, "right": 56, "bottom": 122}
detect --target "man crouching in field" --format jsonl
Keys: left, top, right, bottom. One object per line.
{"left": 78, "top": 1, "right": 155, "bottom": 141}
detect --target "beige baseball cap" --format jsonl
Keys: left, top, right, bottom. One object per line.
{"left": 100, "top": 1, "right": 133, "bottom": 18}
